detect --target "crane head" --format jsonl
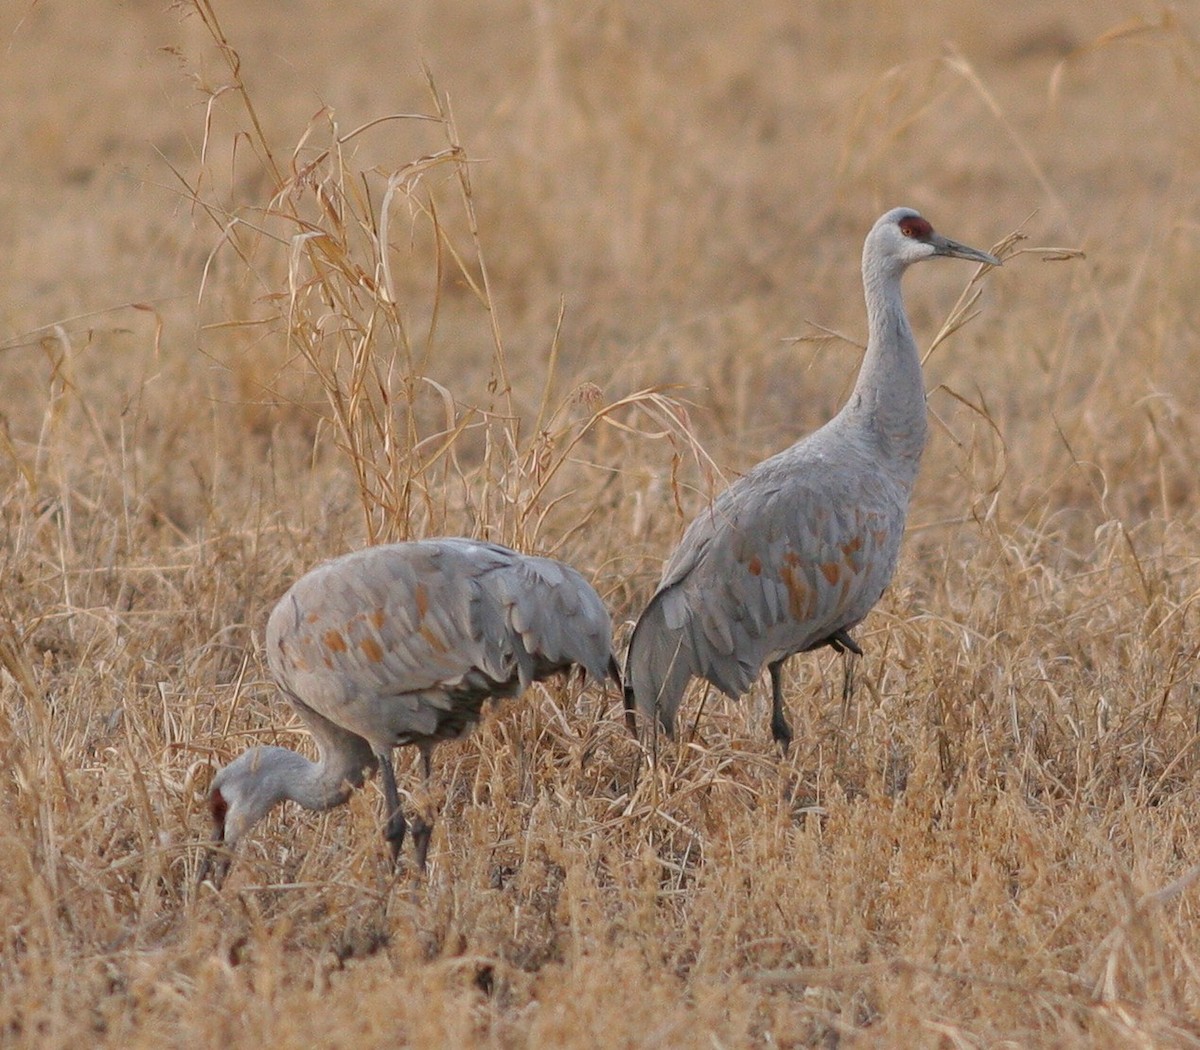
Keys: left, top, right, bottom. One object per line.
{"left": 868, "top": 207, "right": 1001, "bottom": 272}
{"left": 195, "top": 781, "right": 233, "bottom": 887}
{"left": 196, "top": 747, "right": 286, "bottom": 887}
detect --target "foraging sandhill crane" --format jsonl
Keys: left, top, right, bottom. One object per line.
{"left": 199, "top": 539, "right": 618, "bottom": 884}
{"left": 624, "top": 207, "right": 1000, "bottom": 751}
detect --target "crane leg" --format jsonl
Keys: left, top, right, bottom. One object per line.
{"left": 768, "top": 659, "right": 793, "bottom": 754}
{"left": 410, "top": 745, "right": 435, "bottom": 873}
{"left": 827, "top": 628, "right": 861, "bottom": 705}
{"left": 826, "top": 628, "right": 863, "bottom": 658}
{"left": 376, "top": 750, "right": 409, "bottom": 864}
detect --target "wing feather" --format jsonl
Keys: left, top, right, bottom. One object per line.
{"left": 484, "top": 551, "right": 615, "bottom": 684}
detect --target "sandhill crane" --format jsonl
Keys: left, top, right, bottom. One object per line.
{"left": 624, "top": 207, "right": 1000, "bottom": 751}
{"left": 199, "top": 539, "right": 618, "bottom": 884}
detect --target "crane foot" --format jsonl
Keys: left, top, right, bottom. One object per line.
{"left": 771, "top": 712, "right": 794, "bottom": 755}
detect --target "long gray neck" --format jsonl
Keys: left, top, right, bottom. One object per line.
{"left": 841, "top": 256, "right": 929, "bottom": 488}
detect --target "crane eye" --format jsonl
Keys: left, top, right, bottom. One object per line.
{"left": 898, "top": 217, "right": 932, "bottom": 240}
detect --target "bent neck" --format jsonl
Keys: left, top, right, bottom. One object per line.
{"left": 252, "top": 743, "right": 373, "bottom": 814}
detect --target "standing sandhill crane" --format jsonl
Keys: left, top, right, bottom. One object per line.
{"left": 624, "top": 207, "right": 1000, "bottom": 751}
{"left": 199, "top": 539, "right": 618, "bottom": 884}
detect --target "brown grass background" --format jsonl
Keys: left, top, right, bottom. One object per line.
{"left": 3, "top": 0, "right": 1200, "bottom": 1045}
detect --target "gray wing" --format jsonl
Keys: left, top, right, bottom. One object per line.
{"left": 626, "top": 446, "right": 906, "bottom": 734}
{"left": 266, "top": 543, "right": 515, "bottom": 745}
{"left": 266, "top": 541, "right": 614, "bottom": 749}
{"left": 483, "top": 550, "right": 617, "bottom": 687}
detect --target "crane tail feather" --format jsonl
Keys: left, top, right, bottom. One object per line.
{"left": 624, "top": 592, "right": 695, "bottom": 739}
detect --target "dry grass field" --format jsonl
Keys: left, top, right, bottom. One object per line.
{"left": 3, "top": 0, "right": 1200, "bottom": 1045}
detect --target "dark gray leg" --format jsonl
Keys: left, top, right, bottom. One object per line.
{"left": 828, "top": 628, "right": 861, "bottom": 705}
{"left": 802, "top": 628, "right": 863, "bottom": 706}
{"left": 376, "top": 750, "right": 408, "bottom": 863}
{"left": 768, "top": 659, "right": 793, "bottom": 753}
{"left": 410, "top": 746, "right": 434, "bottom": 872}
{"left": 827, "top": 628, "right": 863, "bottom": 658}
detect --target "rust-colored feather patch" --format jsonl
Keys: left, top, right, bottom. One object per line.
{"left": 420, "top": 625, "right": 448, "bottom": 654}
{"left": 841, "top": 536, "right": 865, "bottom": 572}
{"left": 780, "top": 562, "right": 811, "bottom": 620}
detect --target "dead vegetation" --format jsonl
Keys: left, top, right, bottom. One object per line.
{"left": 2, "top": 0, "right": 1200, "bottom": 1045}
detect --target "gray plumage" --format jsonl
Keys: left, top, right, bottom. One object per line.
{"left": 624, "top": 208, "right": 1000, "bottom": 750}
{"left": 200, "top": 539, "right": 618, "bottom": 883}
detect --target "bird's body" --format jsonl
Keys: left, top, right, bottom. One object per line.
{"left": 624, "top": 208, "right": 1000, "bottom": 748}
{"left": 202, "top": 539, "right": 617, "bottom": 882}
